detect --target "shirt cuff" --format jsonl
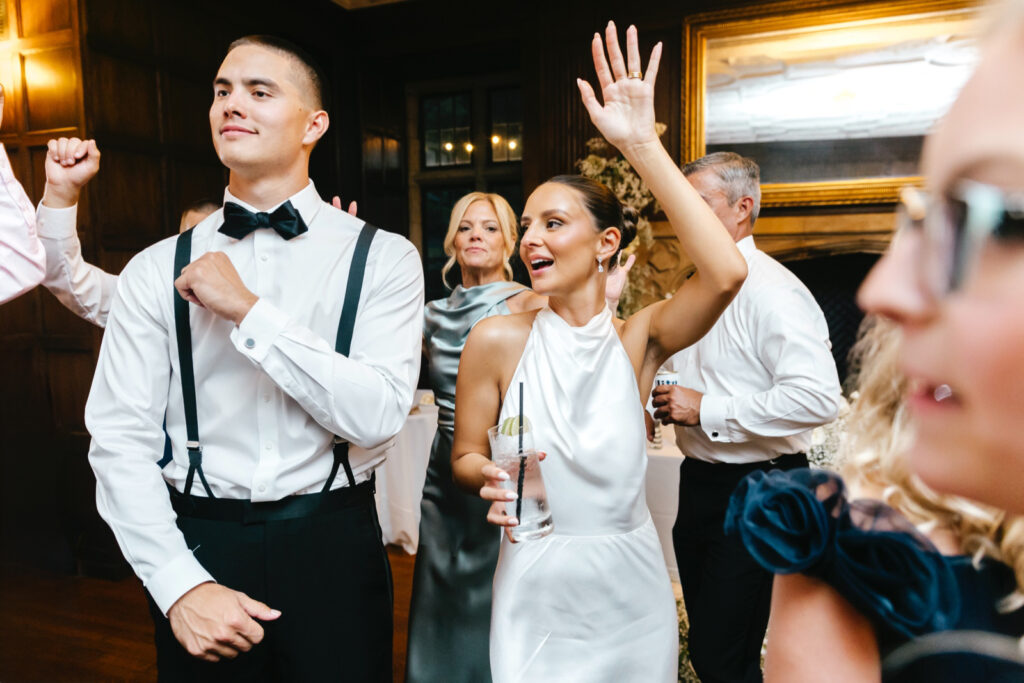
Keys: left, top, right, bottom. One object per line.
{"left": 700, "top": 394, "right": 732, "bottom": 442}
{"left": 231, "top": 298, "right": 289, "bottom": 364}
{"left": 35, "top": 203, "right": 79, "bottom": 240}
{"left": 145, "top": 549, "right": 217, "bottom": 617}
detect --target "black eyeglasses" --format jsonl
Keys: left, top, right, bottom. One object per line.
{"left": 898, "top": 180, "right": 1024, "bottom": 298}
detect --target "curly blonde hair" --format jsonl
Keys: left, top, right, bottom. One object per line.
{"left": 440, "top": 192, "right": 519, "bottom": 290}
{"left": 840, "top": 316, "right": 1024, "bottom": 610}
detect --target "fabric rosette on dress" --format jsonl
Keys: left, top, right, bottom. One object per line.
{"left": 725, "top": 468, "right": 961, "bottom": 643}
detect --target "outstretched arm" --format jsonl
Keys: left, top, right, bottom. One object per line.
{"left": 37, "top": 136, "right": 118, "bottom": 327}
{"left": 578, "top": 23, "right": 746, "bottom": 364}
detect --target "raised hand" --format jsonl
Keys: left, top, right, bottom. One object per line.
{"left": 605, "top": 252, "right": 636, "bottom": 306}
{"left": 42, "top": 137, "right": 101, "bottom": 209}
{"left": 577, "top": 22, "right": 662, "bottom": 155}
{"left": 331, "top": 195, "right": 358, "bottom": 216}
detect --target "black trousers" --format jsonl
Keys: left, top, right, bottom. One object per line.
{"left": 147, "top": 483, "right": 393, "bottom": 682}
{"left": 673, "top": 453, "right": 808, "bottom": 683}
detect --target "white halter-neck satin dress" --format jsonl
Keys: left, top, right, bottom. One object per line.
{"left": 490, "top": 306, "right": 678, "bottom": 682}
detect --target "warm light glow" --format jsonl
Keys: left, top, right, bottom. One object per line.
{"left": 23, "top": 59, "right": 62, "bottom": 89}
{"left": 508, "top": 140, "right": 518, "bottom": 150}
{"left": 464, "top": 142, "right": 474, "bottom": 152}
{"left": 491, "top": 135, "right": 501, "bottom": 144}
{"left": 443, "top": 142, "right": 454, "bottom": 151}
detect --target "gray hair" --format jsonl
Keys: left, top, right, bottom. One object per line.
{"left": 682, "top": 152, "right": 761, "bottom": 227}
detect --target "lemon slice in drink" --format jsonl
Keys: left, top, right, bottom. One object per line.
{"left": 499, "top": 416, "right": 532, "bottom": 436}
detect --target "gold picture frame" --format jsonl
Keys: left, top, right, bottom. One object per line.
{"left": 683, "top": 0, "right": 981, "bottom": 207}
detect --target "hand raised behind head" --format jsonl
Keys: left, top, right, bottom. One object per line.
{"left": 605, "top": 252, "right": 636, "bottom": 304}
{"left": 576, "top": 22, "right": 662, "bottom": 154}
{"left": 331, "top": 196, "right": 358, "bottom": 216}
{"left": 168, "top": 582, "right": 280, "bottom": 662}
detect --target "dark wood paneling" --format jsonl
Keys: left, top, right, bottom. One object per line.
{"left": 82, "top": 0, "right": 153, "bottom": 56}
{"left": 21, "top": 46, "right": 78, "bottom": 131}
{"left": 0, "top": 287, "right": 39, "bottom": 335}
{"left": 85, "top": 52, "right": 159, "bottom": 140}
{"left": 27, "top": 143, "right": 47, "bottom": 200}
{"left": 88, "top": 148, "right": 164, "bottom": 249}
{"left": 163, "top": 74, "right": 215, "bottom": 152}
{"left": 167, "top": 157, "right": 226, "bottom": 221}
{"left": 45, "top": 350, "right": 93, "bottom": 432}
{"left": 17, "top": 0, "right": 71, "bottom": 37}
{"left": 41, "top": 293, "right": 98, "bottom": 336}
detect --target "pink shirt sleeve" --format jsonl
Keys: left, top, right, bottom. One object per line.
{"left": 0, "top": 143, "right": 45, "bottom": 303}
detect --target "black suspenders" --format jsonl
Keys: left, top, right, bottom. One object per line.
{"left": 172, "top": 221, "right": 378, "bottom": 500}
{"left": 173, "top": 227, "right": 215, "bottom": 499}
{"left": 322, "top": 223, "right": 377, "bottom": 494}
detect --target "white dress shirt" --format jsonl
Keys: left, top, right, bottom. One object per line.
{"left": 0, "top": 144, "right": 46, "bottom": 303}
{"left": 666, "top": 236, "right": 841, "bottom": 464}
{"left": 37, "top": 203, "right": 118, "bottom": 327}
{"left": 76, "top": 181, "right": 424, "bottom": 614}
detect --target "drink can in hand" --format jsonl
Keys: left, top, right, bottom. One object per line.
{"left": 655, "top": 370, "right": 680, "bottom": 386}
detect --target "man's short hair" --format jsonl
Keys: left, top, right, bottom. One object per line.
{"left": 226, "top": 35, "right": 327, "bottom": 111}
{"left": 683, "top": 152, "right": 762, "bottom": 227}
{"left": 182, "top": 198, "right": 220, "bottom": 216}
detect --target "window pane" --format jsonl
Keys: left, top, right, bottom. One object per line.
{"left": 490, "top": 88, "right": 522, "bottom": 164}
{"left": 422, "top": 93, "right": 472, "bottom": 168}
{"left": 425, "top": 128, "right": 440, "bottom": 167}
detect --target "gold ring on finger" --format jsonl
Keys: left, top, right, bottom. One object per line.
{"left": 628, "top": 71, "right": 642, "bottom": 79}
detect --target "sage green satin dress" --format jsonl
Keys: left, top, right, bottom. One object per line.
{"left": 405, "top": 281, "right": 527, "bottom": 683}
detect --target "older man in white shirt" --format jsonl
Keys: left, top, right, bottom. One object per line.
{"left": 40, "top": 36, "right": 423, "bottom": 681}
{"left": 652, "top": 152, "right": 840, "bottom": 683}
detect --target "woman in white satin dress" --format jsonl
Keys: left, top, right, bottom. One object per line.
{"left": 451, "top": 23, "right": 748, "bottom": 682}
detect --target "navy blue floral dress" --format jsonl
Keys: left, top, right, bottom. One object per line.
{"left": 725, "top": 468, "right": 1024, "bottom": 681}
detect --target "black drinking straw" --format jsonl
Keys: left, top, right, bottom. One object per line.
{"left": 516, "top": 382, "right": 525, "bottom": 521}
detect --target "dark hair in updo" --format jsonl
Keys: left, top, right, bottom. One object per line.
{"left": 547, "top": 175, "right": 638, "bottom": 270}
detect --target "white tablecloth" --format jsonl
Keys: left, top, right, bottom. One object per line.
{"left": 645, "top": 423, "right": 684, "bottom": 582}
{"left": 374, "top": 404, "right": 437, "bottom": 553}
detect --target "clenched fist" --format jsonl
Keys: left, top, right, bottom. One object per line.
{"left": 174, "top": 251, "right": 259, "bottom": 325}
{"left": 42, "top": 137, "right": 101, "bottom": 209}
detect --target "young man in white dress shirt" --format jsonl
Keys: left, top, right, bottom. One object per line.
{"left": 40, "top": 36, "right": 424, "bottom": 680}
{"left": 651, "top": 152, "right": 841, "bottom": 683}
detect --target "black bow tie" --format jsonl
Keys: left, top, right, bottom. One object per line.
{"left": 218, "top": 200, "right": 308, "bottom": 241}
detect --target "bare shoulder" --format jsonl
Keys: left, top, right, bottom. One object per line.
{"left": 466, "top": 309, "right": 539, "bottom": 357}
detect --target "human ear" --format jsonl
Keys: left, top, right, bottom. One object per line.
{"left": 597, "top": 226, "right": 621, "bottom": 265}
{"left": 303, "top": 110, "right": 330, "bottom": 146}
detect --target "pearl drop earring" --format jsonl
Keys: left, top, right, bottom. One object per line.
{"left": 597, "top": 257, "right": 604, "bottom": 273}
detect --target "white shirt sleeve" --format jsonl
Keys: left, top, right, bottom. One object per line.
{"left": 86, "top": 250, "right": 214, "bottom": 615}
{"left": 36, "top": 203, "right": 118, "bottom": 328}
{"left": 229, "top": 238, "right": 424, "bottom": 448}
{"left": 700, "top": 285, "right": 841, "bottom": 444}
{"left": 0, "top": 144, "right": 46, "bottom": 304}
